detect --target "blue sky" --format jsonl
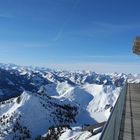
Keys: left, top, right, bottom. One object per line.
{"left": 0, "top": 0, "right": 140, "bottom": 73}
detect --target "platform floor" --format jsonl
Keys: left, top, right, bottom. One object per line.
{"left": 119, "top": 83, "right": 140, "bottom": 140}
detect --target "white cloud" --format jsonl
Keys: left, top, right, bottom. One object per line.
{"left": 0, "top": 14, "right": 14, "bottom": 19}
{"left": 44, "top": 62, "right": 140, "bottom": 74}
{"left": 71, "top": 22, "right": 140, "bottom": 37}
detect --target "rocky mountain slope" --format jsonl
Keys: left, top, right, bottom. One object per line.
{"left": 0, "top": 63, "right": 127, "bottom": 140}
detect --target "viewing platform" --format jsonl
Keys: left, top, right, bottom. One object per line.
{"left": 119, "top": 83, "right": 140, "bottom": 140}
{"left": 100, "top": 83, "right": 140, "bottom": 140}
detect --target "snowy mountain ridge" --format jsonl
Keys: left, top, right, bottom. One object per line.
{"left": 0, "top": 63, "right": 135, "bottom": 140}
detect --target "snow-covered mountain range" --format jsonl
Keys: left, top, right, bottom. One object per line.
{"left": 0, "top": 63, "right": 135, "bottom": 140}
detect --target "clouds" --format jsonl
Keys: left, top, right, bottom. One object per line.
{"left": 70, "top": 22, "right": 140, "bottom": 38}
{"left": 44, "top": 62, "right": 140, "bottom": 74}
{"left": 53, "top": 0, "right": 81, "bottom": 41}
{"left": 0, "top": 42, "right": 51, "bottom": 49}
{"left": 0, "top": 13, "right": 14, "bottom": 19}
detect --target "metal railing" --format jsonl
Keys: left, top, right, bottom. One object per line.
{"left": 99, "top": 83, "right": 127, "bottom": 140}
